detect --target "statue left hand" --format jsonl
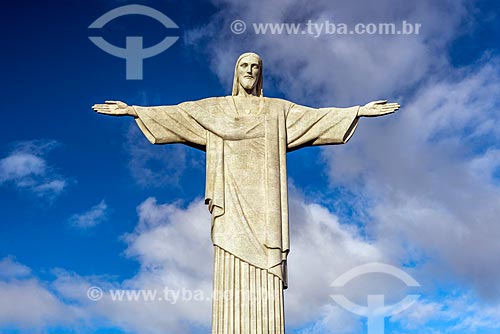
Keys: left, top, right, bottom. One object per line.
{"left": 358, "top": 100, "right": 400, "bottom": 117}
{"left": 92, "top": 100, "right": 137, "bottom": 117}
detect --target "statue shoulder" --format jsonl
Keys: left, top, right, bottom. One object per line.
{"left": 178, "top": 96, "right": 226, "bottom": 109}
{"left": 263, "top": 97, "right": 296, "bottom": 110}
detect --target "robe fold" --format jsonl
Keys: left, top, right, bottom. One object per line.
{"left": 133, "top": 96, "right": 359, "bottom": 289}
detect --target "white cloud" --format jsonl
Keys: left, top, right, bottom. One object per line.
{"left": 0, "top": 153, "right": 46, "bottom": 182}
{"left": 68, "top": 200, "right": 108, "bottom": 229}
{"left": 1, "top": 197, "right": 214, "bottom": 333}
{"left": 27, "top": 197, "right": 214, "bottom": 333}
{"left": 121, "top": 194, "right": 397, "bottom": 332}
{"left": 0, "top": 140, "right": 67, "bottom": 201}
{"left": 0, "top": 257, "right": 31, "bottom": 279}
{"left": 110, "top": 197, "right": 214, "bottom": 332}
{"left": 187, "top": 0, "right": 467, "bottom": 105}
{"left": 0, "top": 258, "right": 80, "bottom": 331}
{"left": 33, "top": 180, "right": 67, "bottom": 198}
{"left": 390, "top": 299, "right": 447, "bottom": 330}
{"left": 285, "top": 189, "right": 382, "bottom": 332}
{"left": 390, "top": 293, "right": 500, "bottom": 333}
{"left": 3, "top": 192, "right": 500, "bottom": 333}
{"left": 0, "top": 194, "right": 384, "bottom": 333}
{"left": 320, "top": 59, "right": 500, "bottom": 300}
{"left": 0, "top": 280, "right": 78, "bottom": 329}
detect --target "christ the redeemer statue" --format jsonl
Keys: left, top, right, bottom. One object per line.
{"left": 93, "top": 52, "right": 399, "bottom": 334}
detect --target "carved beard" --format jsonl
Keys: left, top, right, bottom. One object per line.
{"left": 240, "top": 77, "right": 257, "bottom": 91}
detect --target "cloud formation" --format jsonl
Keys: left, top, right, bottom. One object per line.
{"left": 68, "top": 200, "right": 108, "bottom": 229}
{"left": 0, "top": 140, "right": 67, "bottom": 201}
{"left": 3, "top": 189, "right": 500, "bottom": 333}
{"left": 187, "top": 0, "right": 468, "bottom": 104}
{"left": 0, "top": 257, "right": 79, "bottom": 331}
{"left": 323, "top": 59, "right": 500, "bottom": 301}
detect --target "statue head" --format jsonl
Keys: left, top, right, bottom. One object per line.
{"left": 232, "top": 52, "right": 263, "bottom": 97}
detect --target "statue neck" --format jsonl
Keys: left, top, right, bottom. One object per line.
{"left": 237, "top": 86, "right": 258, "bottom": 97}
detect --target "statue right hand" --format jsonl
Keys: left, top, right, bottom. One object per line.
{"left": 92, "top": 100, "right": 137, "bottom": 117}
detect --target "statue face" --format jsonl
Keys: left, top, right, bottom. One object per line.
{"left": 237, "top": 55, "right": 261, "bottom": 91}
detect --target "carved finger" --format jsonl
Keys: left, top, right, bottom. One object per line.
{"left": 382, "top": 106, "right": 399, "bottom": 111}
{"left": 382, "top": 106, "right": 398, "bottom": 111}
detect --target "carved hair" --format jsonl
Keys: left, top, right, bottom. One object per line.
{"left": 231, "top": 52, "right": 263, "bottom": 97}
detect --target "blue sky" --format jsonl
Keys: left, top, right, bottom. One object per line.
{"left": 1, "top": 0, "right": 500, "bottom": 333}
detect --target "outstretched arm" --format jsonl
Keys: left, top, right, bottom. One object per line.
{"left": 92, "top": 100, "right": 207, "bottom": 149}
{"left": 286, "top": 103, "right": 360, "bottom": 150}
{"left": 286, "top": 99, "right": 399, "bottom": 150}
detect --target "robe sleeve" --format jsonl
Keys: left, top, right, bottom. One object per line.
{"left": 132, "top": 102, "right": 208, "bottom": 149}
{"left": 132, "top": 99, "right": 225, "bottom": 219}
{"left": 286, "top": 103, "right": 360, "bottom": 150}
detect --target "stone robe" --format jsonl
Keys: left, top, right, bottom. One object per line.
{"left": 133, "top": 96, "right": 359, "bottom": 288}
